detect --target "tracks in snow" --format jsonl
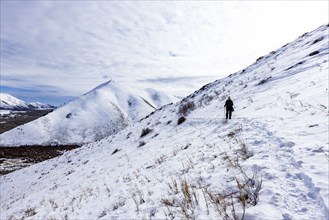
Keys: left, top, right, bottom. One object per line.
{"left": 187, "top": 116, "right": 328, "bottom": 219}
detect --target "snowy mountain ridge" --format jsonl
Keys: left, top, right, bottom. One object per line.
{"left": 0, "top": 24, "right": 328, "bottom": 219}
{"left": 0, "top": 93, "right": 55, "bottom": 110}
{"left": 0, "top": 81, "right": 177, "bottom": 146}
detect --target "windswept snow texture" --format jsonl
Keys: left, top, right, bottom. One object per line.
{"left": 0, "top": 81, "right": 176, "bottom": 146}
{"left": 0, "top": 93, "right": 54, "bottom": 110}
{"left": 1, "top": 24, "right": 329, "bottom": 219}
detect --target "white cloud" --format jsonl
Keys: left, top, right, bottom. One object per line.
{"left": 1, "top": 1, "right": 328, "bottom": 104}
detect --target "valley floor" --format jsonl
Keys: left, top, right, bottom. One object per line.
{"left": 0, "top": 109, "right": 53, "bottom": 134}
{"left": 0, "top": 145, "right": 80, "bottom": 175}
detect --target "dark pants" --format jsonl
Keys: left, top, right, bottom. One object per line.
{"left": 226, "top": 109, "right": 232, "bottom": 119}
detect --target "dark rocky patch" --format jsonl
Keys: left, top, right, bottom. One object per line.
{"left": 309, "top": 51, "right": 320, "bottom": 56}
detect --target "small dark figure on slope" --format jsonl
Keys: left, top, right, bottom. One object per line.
{"left": 224, "top": 96, "right": 234, "bottom": 119}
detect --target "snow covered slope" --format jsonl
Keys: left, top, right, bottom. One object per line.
{"left": 0, "top": 93, "right": 54, "bottom": 110}
{"left": 1, "top": 24, "right": 328, "bottom": 219}
{"left": 0, "top": 81, "right": 176, "bottom": 146}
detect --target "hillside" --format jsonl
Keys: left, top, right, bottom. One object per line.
{"left": 0, "top": 24, "right": 328, "bottom": 219}
{"left": 0, "top": 81, "right": 177, "bottom": 146}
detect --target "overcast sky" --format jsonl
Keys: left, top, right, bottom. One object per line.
{"left": 1, "top": 1, "right": 328, "bottom": 105}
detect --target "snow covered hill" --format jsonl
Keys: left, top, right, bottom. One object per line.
{"left": 0, "top": 93, "right": 55, "bottom": 110}
{"left": 1, "top": 24, "right": 328, "bottom": 219}
{"left": 0, "top": 81, "right": 177, "bottom": 146}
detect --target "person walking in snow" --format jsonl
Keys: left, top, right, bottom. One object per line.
{"left": 224, "top": 96, "right": 234, "bottom": 119}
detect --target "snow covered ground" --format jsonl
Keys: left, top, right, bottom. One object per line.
{"left": 0, "top": 24, "right": 328, "bottom": 219}
{"left": 0, "top": 81, "right": 178, "bottom": 146}
{"left": 0, "top": 110, "right": 12, "bottom": 116}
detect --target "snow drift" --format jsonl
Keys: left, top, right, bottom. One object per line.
{"left": 0, "top": 81, "right": 176, "bottom": 146}
{"left": 0, "top": 24, "right": 328, "bottom": 219}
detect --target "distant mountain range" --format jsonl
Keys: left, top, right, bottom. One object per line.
{"left": 0, "top": 93, "right": 55, "bottom": 110}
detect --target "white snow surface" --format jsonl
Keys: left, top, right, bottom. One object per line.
{"left": 0, "top": 81, "right": 177, "bottom": 146}
{"left": 0, "top": 110, "right": 12, "bottom": 116}
{"left": 0, "top": 93, "right": 54, "bottom": 110}
{"left": 0, "top": 24, "right": 328, "bottom": 219}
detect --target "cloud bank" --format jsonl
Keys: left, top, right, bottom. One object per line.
{"left": 1, "top": 1, "right": 328, "bottom": 105}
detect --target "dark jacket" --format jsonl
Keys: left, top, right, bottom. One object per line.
{"left": 224, "top": 99, "right": 234, "bottom": 111}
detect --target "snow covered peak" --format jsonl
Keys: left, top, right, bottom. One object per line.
{"left": 85, "top": 79, "right": 114, "bottom": 94}
{"left": 0, "top": 93, "right": 54, "bottom": 110}
{"left": 0, "top": 93, "right": 28, "bottom": 109}
{"left": 0, "top": 82, "right": 177, "bottom": 146}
